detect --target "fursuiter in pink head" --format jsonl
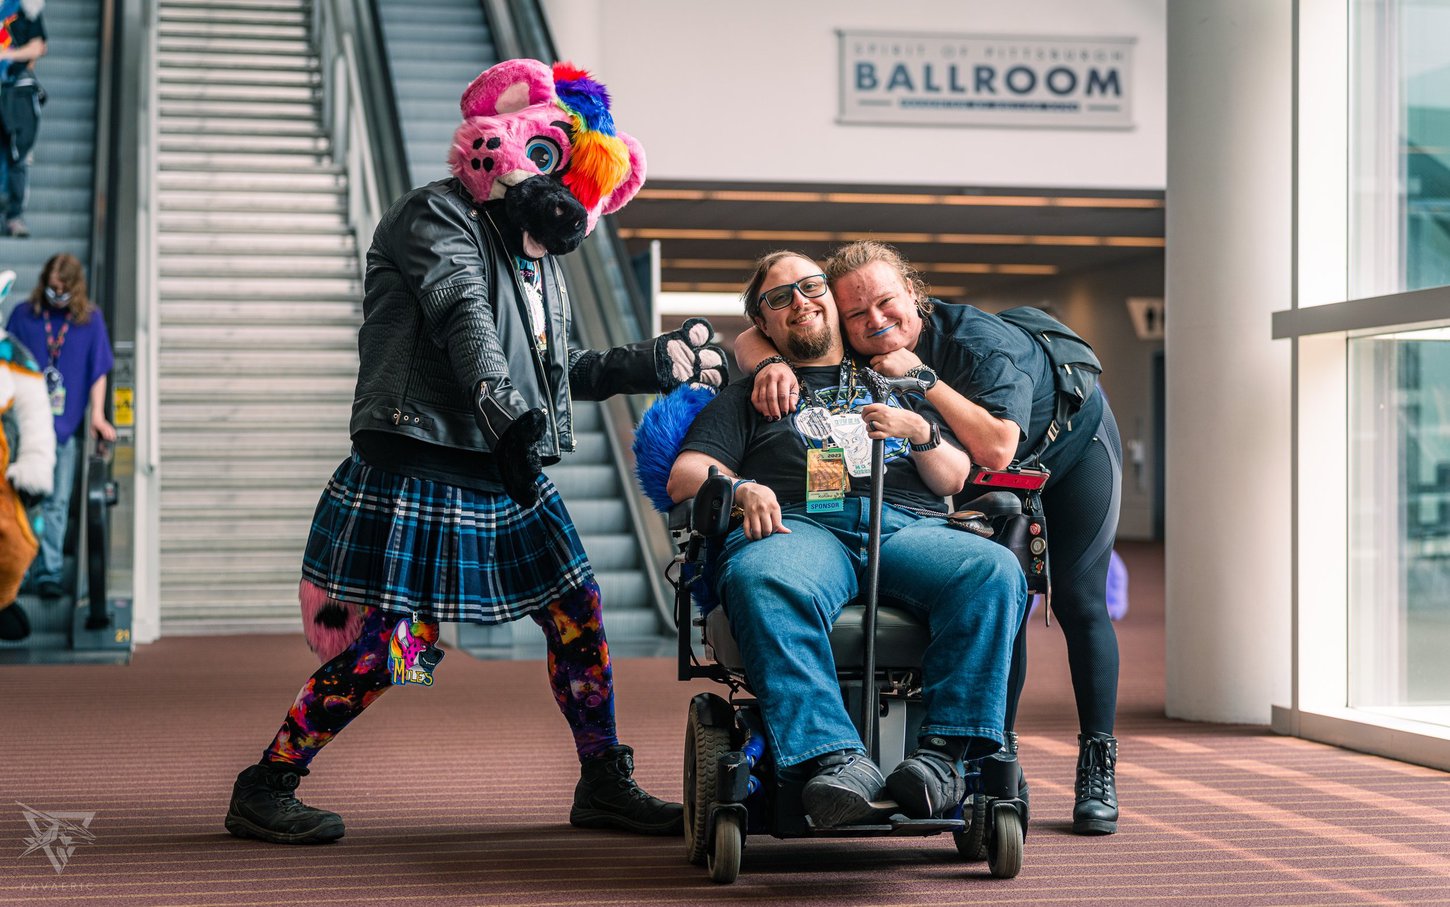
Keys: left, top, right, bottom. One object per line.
{"left": 447, "top": 59, "right": 646, "bottom": 259}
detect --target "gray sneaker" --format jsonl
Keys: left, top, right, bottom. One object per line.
{"left": 801, "top": 750, "right": 887, "bottom": 827}
{"left": 886, "top": 747, "right": 966, "bottom": 819}
{"left": 6, "top": 218, "right": 28, "bottom": 238}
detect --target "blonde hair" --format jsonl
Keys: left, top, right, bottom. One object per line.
{"left": 824, "top": 241, "right": 934, "bottom": 317}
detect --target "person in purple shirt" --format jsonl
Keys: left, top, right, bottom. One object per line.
{"left": 5, "top": 252, "right": 114, "bottom": 598}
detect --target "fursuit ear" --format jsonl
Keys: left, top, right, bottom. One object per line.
{"left": 460, "top": 58, "right": 557, "bottom": 119}
{"left": 598, "top": 130, "right": 646, "bottom": 218}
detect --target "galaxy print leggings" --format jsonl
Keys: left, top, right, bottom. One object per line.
{"left": 263, "top": 581, "right": 616, "bottom": 766}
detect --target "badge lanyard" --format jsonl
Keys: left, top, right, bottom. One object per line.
{"left": 42, "top": 312, "right": 69, "bottom": 416}
{"left": 796, "top": 358, "right": 873, "bottom": 511}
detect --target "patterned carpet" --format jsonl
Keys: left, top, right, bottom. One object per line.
{"left": 3, "top": 541, "right": 1450, "bottom": 905}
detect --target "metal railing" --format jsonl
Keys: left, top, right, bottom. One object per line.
{"left": 313, "top": 0, "right": 409, "bottom": 274}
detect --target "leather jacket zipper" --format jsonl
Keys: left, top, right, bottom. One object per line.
{"left": 542, "top": 256, "right": 576, "bottom": 452}
{"left": 482, "top": 209, "right": 562, "bottom": 454}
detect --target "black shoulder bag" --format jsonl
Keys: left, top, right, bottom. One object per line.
{"left": 996, "top": 306, "right": 1102, "bottom": 468}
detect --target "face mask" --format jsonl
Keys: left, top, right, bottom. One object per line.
{"left": 44, "top": 286, "right": 71, "bottom": 308}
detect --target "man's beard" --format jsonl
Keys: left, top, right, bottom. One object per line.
{"left": 785, "top": 324, "right": 832, "bottom": 361}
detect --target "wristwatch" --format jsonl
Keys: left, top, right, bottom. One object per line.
{"left": 905, "top": 364, "right": 939, "bottom": 391}
{"left": 910, "top": 422, "right": 943, "bottom": 452}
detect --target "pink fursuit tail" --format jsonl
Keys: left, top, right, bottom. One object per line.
{"left": 299, "top": 580, "right": 367, "bottom": 664}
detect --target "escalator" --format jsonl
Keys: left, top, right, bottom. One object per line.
{"left": 0, "top": 0, "right": 126, "bottom": 662}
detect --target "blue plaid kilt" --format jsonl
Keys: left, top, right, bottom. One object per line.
{"left": 300, "top": 451, "right": 594, "bottom": 624}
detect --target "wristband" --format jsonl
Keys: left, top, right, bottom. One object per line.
{"left": 732, "top": 478, "right": 757, "bottom": 492}
{"left": 752, "top": 355, "right": 788, "bottom": 375}
{"left": 909, "top": 423, "right": 943, "bottom": 452}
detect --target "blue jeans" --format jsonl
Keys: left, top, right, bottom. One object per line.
{"left": 0, "top": 147, "right": 31, "bottom": 220}
{"left": 714, "top": 499, "right": 1026, "bottom": 768}
{"left": 28, "top": 434, "right": 78, "bottom": 586}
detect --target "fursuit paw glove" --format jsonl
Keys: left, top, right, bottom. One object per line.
{"left": 493, "top": 409, "right": 548, "bottom": 508}
{"left": 656, "top": 317, "right": 727, "bottom": 391}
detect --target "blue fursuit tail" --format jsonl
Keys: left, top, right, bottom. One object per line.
{"left": 632, "top": 383, "right": 716, "bottom": 512}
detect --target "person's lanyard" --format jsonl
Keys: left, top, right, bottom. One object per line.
{"left": 798, "top": 357, "right": 857, "bottom": 414}
{"left": 43, "top": 311, "right": 70, "bottom": 366}
{"left": 41, "top": 312, "right": 70, "bottom": 416}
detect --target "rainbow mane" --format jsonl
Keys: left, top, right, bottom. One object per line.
{"left": 552, "top": 62, "right": 630, "bottom": 211}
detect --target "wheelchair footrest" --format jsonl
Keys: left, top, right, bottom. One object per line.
{"left": 804, "top": 816, "right": 966, "bottom": 837}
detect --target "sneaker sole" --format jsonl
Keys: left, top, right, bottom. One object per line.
{"left": 224, "top": 812, "right": 345, "bottom": 844}
{"left": 802, "top": 785, "right": 883, "bottom": 828}
{"left": 569, "top": 807, "right": 683, "bottom": 836}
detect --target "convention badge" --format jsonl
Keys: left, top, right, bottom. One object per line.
{"left": 828, "top": 413, "right": 873, "bottom": 478}
{"left": 44, "top": 366, "right": 64, "bottom": 416}
{"left": 805, "top": 446, "right": 847, "bottom": 513}
{"left": 796, "top": 405, "right": 833, "bottom": 441}
{"left": 388, "top": 615, "right": 444, "bottom": 687}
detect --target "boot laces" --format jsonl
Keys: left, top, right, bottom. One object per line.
{"left": 1076, "top": 737, "right": 1116, "bottom": 800}
{"left": 601, "top": 752, "right": 652, "bottom": 803}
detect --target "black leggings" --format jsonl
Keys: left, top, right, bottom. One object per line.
{"left": 1003, "top": 402, "right": 1123, "bottom": 737}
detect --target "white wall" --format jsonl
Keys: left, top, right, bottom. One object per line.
{"left": 542, "top": 0, "right": 1165, "bottom": 190}
{"left": 1164, "top": 0, "right": 1293, "bottom": 724}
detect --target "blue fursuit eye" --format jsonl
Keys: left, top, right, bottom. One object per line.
{"left": 525, "top": 138, "right": 561, "bottom": 173}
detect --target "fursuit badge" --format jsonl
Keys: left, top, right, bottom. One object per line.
{"left": 388, "top": 615, "right": 443, "bottom": 687}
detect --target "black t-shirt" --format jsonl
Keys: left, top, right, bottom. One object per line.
{"left": 679, "top": 362, "right": 953, "bottom": 513}
{"left": 914, "top": 302, "right": 1103, "bottom": 483}
{"left": 0, "top": 11, "right": 44, "bottom": 82}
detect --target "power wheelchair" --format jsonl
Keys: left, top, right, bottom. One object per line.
{"left": 667, "top": 456, "right": 1046, "bottom": 884}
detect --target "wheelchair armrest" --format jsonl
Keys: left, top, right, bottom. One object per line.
{"left": 952, "top": 490, "right": 1023, "bottom": 520}
{"left": 689, "top": 470, "right": 736, "bottom": 538}
{"left": 668, "top": 500, "right": 693, "bottom": 532}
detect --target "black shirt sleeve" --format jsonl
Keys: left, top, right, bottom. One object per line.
{"left": 677, "top": 381, "right": 754, "bottom": 473}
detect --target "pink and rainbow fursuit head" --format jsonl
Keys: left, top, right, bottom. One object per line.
{"left": 448, "top": 59, "right": 645, "bottom": 257}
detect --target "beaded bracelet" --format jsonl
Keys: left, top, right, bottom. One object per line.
{"left": 752, "top": 355, "right": 788, "bottom": 375}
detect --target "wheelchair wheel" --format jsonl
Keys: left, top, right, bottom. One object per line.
{"left": 953, "top": 793, "right": 988, "bottom": 861}
{"left": 987, "top": 808, "right": 1024, "bottom": 879}
{"left": 684, "top": 708, "right": 732, "bottom": 866}
{"left": 708, "top": 811, "right": 744, "bottom": 884}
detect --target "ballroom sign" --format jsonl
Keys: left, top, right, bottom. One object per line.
{"left": 838, "top": 30, "right": 1135, "bottom": 129}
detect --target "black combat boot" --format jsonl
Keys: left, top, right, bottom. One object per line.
{"left": 571, "top": 744, "right": 684, "bottom": 835}
{"left": 1073, "top": 733, "right": 1118, "bottom": 835}
{"left": 224, "top": 762, "right": 345, "bottom": 844}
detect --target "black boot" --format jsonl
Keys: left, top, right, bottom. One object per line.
{"left": 571, "top": 744, "right": 684, "bottom": 835}
{"left": 225, "top": 762, "right": 345, "bottom": 844}
{"left": 1073, "top": 733, "right": 1118, "bottom": 835}
{"left": 0, "top": 602, "right": 30, "bottom": 641}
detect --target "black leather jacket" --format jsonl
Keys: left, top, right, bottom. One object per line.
{"left": 350, "top": 178, "right": 660, "bottom": 467}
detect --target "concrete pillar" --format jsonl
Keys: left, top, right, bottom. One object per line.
{"left": 1164, "top": 1, "right": 1294, "bottom": 722}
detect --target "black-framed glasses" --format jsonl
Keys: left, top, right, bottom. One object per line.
{"left": 760, "top": 274, "right": 828, "bottom": 310}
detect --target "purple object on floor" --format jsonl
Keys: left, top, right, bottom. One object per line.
{"left": 1106, "top": 549, "right": 1129, "bottom": 621}
{"left": 1026, "top": 548, "right": 1129, "bottom": 621}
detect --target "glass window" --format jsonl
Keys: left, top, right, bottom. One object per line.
{"left": 1350, "top": 0, "right": 1450, "bottom": 297}
{"left": 1348, "top": 327, "right": 1450, "bottom": 722}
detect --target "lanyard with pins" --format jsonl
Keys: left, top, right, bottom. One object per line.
{"left": 43, "top": 311, "right": 70, "bottom": 366}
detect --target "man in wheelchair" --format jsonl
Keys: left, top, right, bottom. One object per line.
{"left": 665, "top": 251, "right": 1027, "bottom": 829}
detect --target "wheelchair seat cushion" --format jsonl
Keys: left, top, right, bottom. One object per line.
{"left": 705, "top": 603, "right": 929, "bottom": 672}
